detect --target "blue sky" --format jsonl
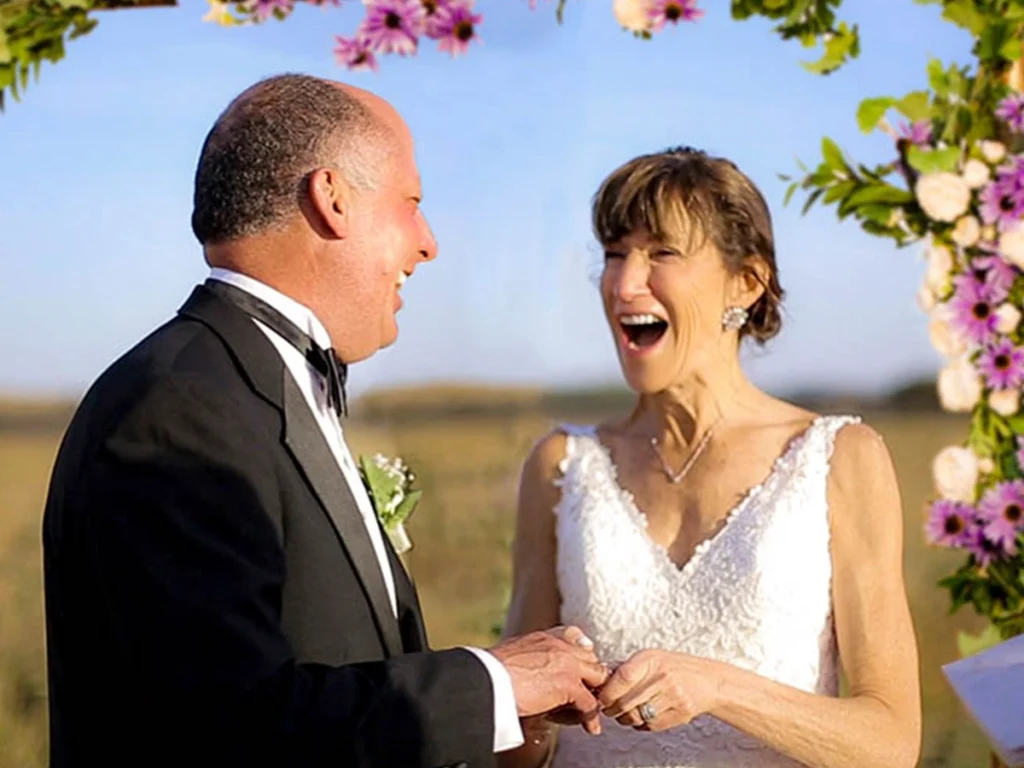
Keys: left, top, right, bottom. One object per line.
{"left": 0, "top": 0, "right": 977, "bottom": 399}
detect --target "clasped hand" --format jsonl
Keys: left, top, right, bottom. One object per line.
{"left": 493, "top": 627, "right": 722, "bottom": 739}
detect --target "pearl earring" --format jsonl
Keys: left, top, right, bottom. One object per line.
{"left": 722, "top": 306, "right": 749, "bottom": 331}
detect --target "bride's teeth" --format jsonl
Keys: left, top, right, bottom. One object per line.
{"left": 396, "top": 273, "right": 407, "bottom": 288}
{"left": 621, "top": 313, "right": 662, "bottom": 325}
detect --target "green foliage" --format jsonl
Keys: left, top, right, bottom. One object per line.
{"left": 0, "top": 0, "right": 97, "bottom": 111}
{"left": 730, "top": 0, "right": 859, "bottom": 74}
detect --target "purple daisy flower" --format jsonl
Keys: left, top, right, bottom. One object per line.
{"left": 333, "top": 35, "right": 378, "bottom": 71}
{"left": 996, "top": 93, "right": 1024, "bottom": 133}
{"left": 970, "top": 252, "right": 1018, "bottom": 302}
{"left": 965, "top": 525, "right": 1009, "bottom": 567}
{"left": 432, "top": 0, "right": 482, "bottom": 55}
{"left": 898, "top": 120, "right": 933, "bottom": 147}
{"left": 649, "top": 0, "right": 704, "bottom": 30}
{"left": 419, "top": 0, "right": 453, "bottom": 38}
{"left": 247, "top": 0, "right": 293, "bottom": 21}
{"left": 925, "top": 499, "right": 975, "bottom": 547}
{"left": 977, "top": 338, "right": 1024, "bottom": 390}
{"left": 979, "top": 158, "right": 1024, "bottom": 230}
{"left": 978, "top": 480, "right": 1024, "bottom": 554}
{"left": 361, "top": 0, "right": 424, "bottom": 56}
{"left": 948, "top": 273, "right": 1000, "bottom": 344}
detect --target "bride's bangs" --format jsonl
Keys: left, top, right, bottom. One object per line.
{"left": 592, "top": 162, "right": 710, "bottom": 254}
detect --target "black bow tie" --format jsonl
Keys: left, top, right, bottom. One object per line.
{"left": 204, "top": 280, "right": 348, "bottom": 418}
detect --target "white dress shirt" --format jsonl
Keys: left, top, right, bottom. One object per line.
{"left": 208, "top": 269, "right": 524, "bottom": 753}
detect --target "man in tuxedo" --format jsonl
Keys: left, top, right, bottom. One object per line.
{"left": 42, "top": 74, "right": 606, "bottom": 768}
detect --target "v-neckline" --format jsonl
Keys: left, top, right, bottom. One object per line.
{"left": 587, "top": 417, "right": 823, "bottom": 579}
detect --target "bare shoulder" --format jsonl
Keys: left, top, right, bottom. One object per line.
{"left": 830, "top": 421, "right": 894, "bottom": 486}
{"left": 521, "top": 429, "right": 569, "bottom": 484}
{"left": 827, "top": 421, "right": 902, "bottom": 541}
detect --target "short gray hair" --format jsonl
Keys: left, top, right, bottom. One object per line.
{"left": 191, "top": 73, "right": 387, "bottom": 245}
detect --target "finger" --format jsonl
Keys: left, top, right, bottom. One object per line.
{"left": 577, "top": 658, "right": 611, "bottom": 690}
{"left": 630, "top": 692, "right": 673, "bottom": 732}
{"left": 603, "top": 678, "right": 659, "bottom": 720}
{"left": 558, "top": 625, "right": 595, "bottom": 650}
{"left": 566, "top": 683, "right": 602, "bottom": 736}
{"left": 597, "top": 656, "right": 652, "bottom": 709}
{"left": 616, "top": 709, "right": 644, "bottom": 727}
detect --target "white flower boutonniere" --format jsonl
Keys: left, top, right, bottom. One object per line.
{"left": 358, "top": 453, "right": 421, "bottom": 554}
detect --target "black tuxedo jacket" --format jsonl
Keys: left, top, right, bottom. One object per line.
{"left": 42, "top": 284, "right": 496, "bottom": 768}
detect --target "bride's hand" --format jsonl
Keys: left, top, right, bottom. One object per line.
{"left": 596, "top": 650, "right": 723, "bottom": 732}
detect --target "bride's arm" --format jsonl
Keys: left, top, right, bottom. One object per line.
{"left": 498, "top": 432, "right": 570, "bottom": 768}
{"left": 599, "top": 423, "right": 922, "bottom": 768}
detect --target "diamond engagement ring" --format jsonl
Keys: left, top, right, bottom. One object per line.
{"left": 638, "top": 702, "right": 657, "bottom": 724}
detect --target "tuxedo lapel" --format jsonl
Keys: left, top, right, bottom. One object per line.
{"left": 179, "top": 285, "right": 403, "bottom": 658}
{"left": 385, "top": 540, "right": 428, "bottom": 652}
{"left": 281, "top": 374, "right": 404, "bottom": 658}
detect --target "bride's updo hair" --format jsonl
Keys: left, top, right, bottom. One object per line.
{"left": 591, "top": 146, "right": 784, "bottom": 345}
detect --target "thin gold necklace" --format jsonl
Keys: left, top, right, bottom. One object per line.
{"left": 649, "top": 418, "right": 721, "bottom": 485}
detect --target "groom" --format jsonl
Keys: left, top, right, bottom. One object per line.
{"left": 42, "top": 74, "right": 606, "bottom": 768}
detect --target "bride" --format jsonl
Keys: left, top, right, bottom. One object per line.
{"left": 499, "top": 147, "right": 922, "bottom": 768}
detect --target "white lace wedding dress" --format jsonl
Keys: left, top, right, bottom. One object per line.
{"left": 550, "top": 415, "right": 859, "bottom": 768}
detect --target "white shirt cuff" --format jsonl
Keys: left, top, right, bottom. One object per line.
{"left": 462, "top": 646, "right": 525, "bottom": 752}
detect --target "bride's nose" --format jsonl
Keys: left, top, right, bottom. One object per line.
{"left": 613, "top": 253, "right": 652, "bottom": 302}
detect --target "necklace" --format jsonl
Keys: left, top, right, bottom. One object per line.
{"left": 649, "top": 419, "right": 720, "bottom": 485}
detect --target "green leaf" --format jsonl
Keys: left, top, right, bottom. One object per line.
{"left": 978, "top": 21, "right": 1021, "bottom": 63}
{"left": 928, "top": 58, "right": 949, "bottom": 96}
{"left": 801, "top": 187, "right": 824, "bottom": 216}
{"left": 845, "top": 183, "right": 915, "bottom": 207}
{"left": 391, "top": 489, "right": 422, "bottom": 527}
{"left": 783, "top": 181, "right": 799, "bottom": 206}
{"left": 956, "top": 624, "right": 1003, "bottom": 658}
{"left": 801, "top": 22, "right": 859, "bottom": 76}
{"left": 857, "top": 97, "right": 894, "bottom": 133}
{"left": 906, "top": 145, "right": 961, "bottom": 174}
{"left": 821, "top": 137, "right": 845, "bottom": 172}
{"left": 55, "top": 0, "right": 91, "bottom": 8}
{"left": 895, "top": 91, "right": 932, "bottom": 122}
{"left": 823, "top": 179, "right": 856, "bottom": 204}
{"left": 942, "top": 0, "right": 987, "bottom": 35}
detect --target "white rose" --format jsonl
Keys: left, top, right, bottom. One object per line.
{"left": 932, "top": 445, "right": 979, "bottom": 502}
{"left": 979, "top": 456, "right": 996, "bottom": 474}
{"left": 999, "top": 226, "right": 1024, "bottom": 269}
{"left": 951, "top": 215, "right": 981, "bottom": 247}
{"left": 962, "top": 158, "right": 991, "bottom": 189}
{"left": 938, "top": 356, "right": 983, "bottom": 412}
{"left": 929, "top": 310, "right": 968, "bottom": 358}
{"left": 981, "top": 140, "right": 1007, "bottom": 164}
{"left": 613, "top": 0, "right": 653, "bottom": 31}
{"left": 915, "top": 172, "right": 972, "bottom": 222}
{"left": 990, "top": 388, "right": 1021, "bottom": 416}
{"left": 925, "top": 242, "right": 954, "bottom": 293}
{"left": 995, "top": 303, "right": 1022, "bottom": 334}
{"left": 917, "top": 283, "right": 938, "bottom": 312}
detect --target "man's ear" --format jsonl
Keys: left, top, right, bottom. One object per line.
{"left": 305, "top": 167, "right": 351, "bottom": 239}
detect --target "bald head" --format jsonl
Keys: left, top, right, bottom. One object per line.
{"left": 190, "top": 73, "right": 394, "bottom": 245}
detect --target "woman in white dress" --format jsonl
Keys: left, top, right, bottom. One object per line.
{"left": 499, "top": 147, "right": 921, "bottom": 768}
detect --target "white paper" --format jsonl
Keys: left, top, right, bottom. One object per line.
{"left": 942, "top": 632, "right": 1024, "bottom": 767}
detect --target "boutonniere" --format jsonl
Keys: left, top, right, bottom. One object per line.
{"left": 358, "top": 453, "right": 421, "bottom": 554}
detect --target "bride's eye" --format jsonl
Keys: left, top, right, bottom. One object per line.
{"left": 603, "top": 250, "right": 625, "bottom": 261}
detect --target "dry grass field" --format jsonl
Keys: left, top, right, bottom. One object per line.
{"left": 0, "top": 392, "right": 996, "bottom": 767}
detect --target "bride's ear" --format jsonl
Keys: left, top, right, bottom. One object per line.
{"left": 729, "top": 257, "right": 768, "bottom": 310}
{"left": 304, "top": 167, "right": 351, "bottom": 239}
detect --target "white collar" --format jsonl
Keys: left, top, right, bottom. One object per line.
{"left": 207, "top": 267, "right": 334, "bottom": 350}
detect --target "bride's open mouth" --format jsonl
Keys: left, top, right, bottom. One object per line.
{"left": 619, "top": 313, "right": 669, "bottom": 352}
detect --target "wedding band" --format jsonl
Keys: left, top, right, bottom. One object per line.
{"left": 639, "top": 702, "right": 657, "bottom": 723}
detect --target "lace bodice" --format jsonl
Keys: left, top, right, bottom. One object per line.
{"left": 551, "top": 415, "right": 859, "bottom": 768}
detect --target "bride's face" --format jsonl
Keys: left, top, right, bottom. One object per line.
{"left": 600, "top": 228, "right": 741, "bottom": 393}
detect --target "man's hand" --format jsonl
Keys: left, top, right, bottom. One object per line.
{"left": 490, "top": 626, "right": 609, "bottom": 735}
